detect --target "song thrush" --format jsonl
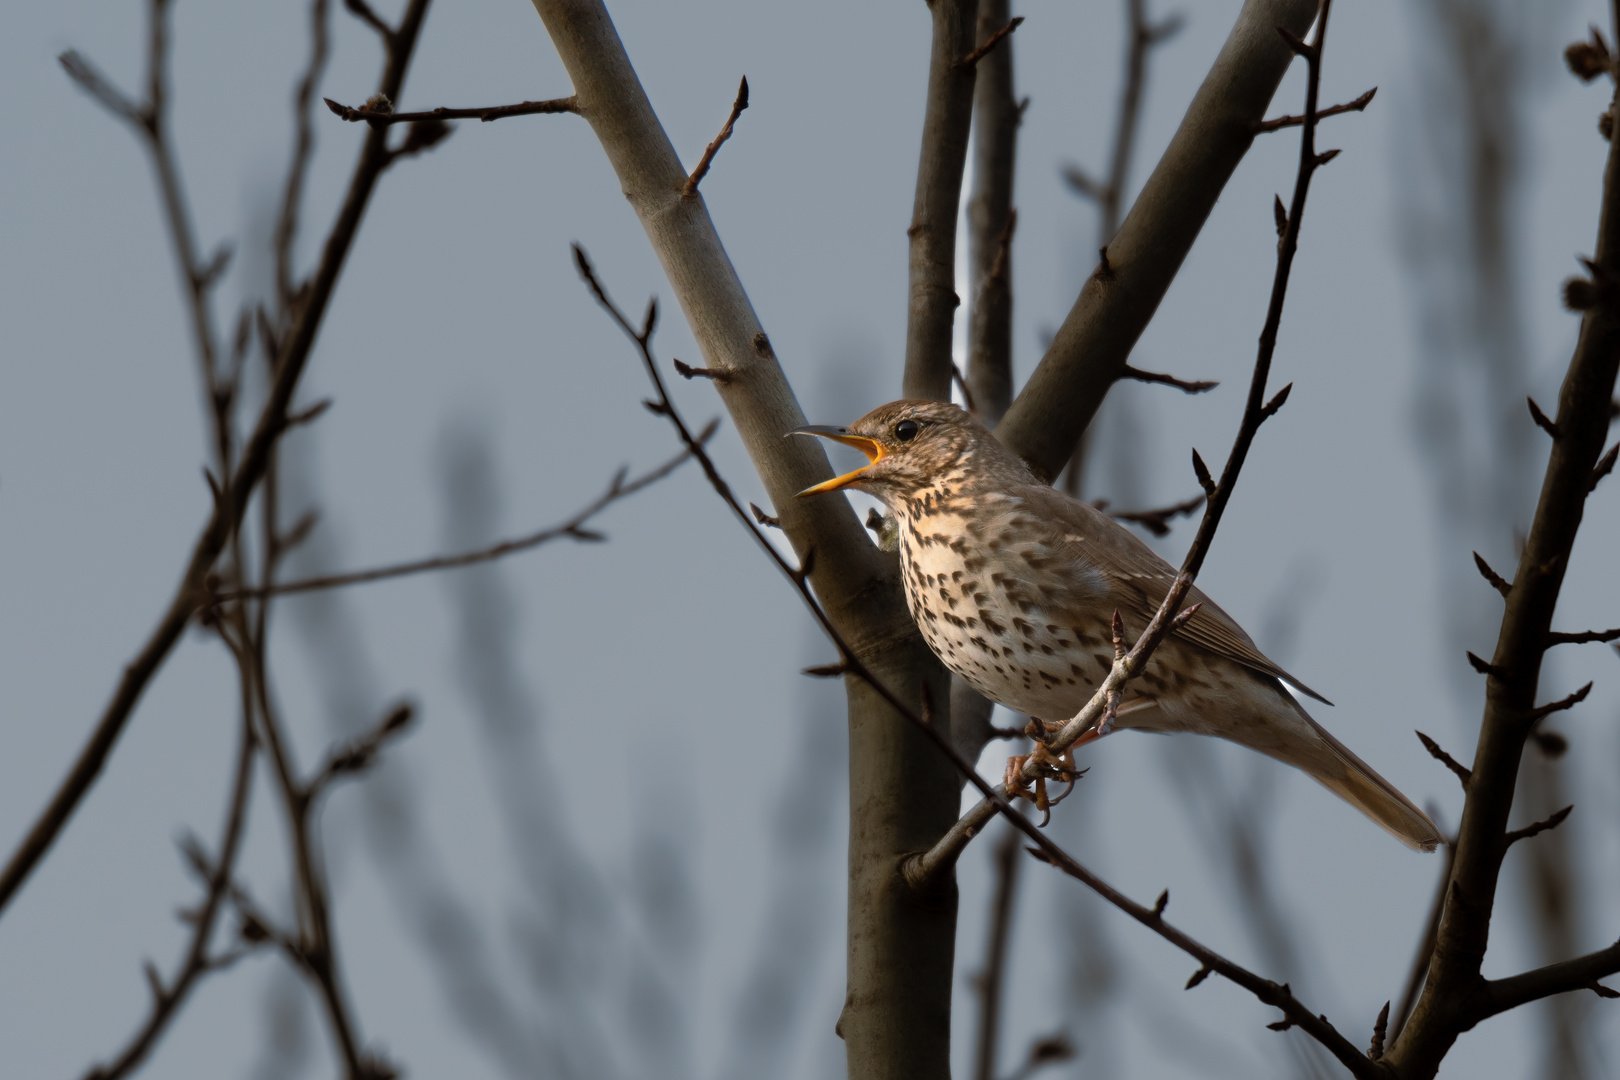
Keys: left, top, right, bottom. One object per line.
{"left": 794, "top": 399, "right": 1440, "bottom": 851}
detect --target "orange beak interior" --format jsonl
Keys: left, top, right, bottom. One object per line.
{"left": 790, "top": 427, "right": 885, "bottom": 496}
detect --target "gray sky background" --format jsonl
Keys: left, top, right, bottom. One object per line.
{"left": 2, "top": 0, "right": 1617, "bottom": 1077}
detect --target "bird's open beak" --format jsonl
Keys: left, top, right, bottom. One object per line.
{"left": 789, "top": 426, "right": 885, "bottom": 496}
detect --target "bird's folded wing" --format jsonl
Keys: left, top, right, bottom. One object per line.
{"left": 1015, "top": 486, "right": 1332, "bottom": 706}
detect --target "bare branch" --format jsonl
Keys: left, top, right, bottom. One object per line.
{"left": 1387, "top": 0, "right": 1620, "bottom": 1063}
{"left": 325, "top": 94, "right": 579, "bottom": 124}
{"left": 1416, "top": 731, "right": 1471, "bottom": 789}
{"left": 1504, "top": 805, "right": 1573, "bottom": 848}
{"left": 904, "top": 0, "right": 979, "bottom": 399}
{"left": 1390, "top": 838, "right": 1455, "bottom": 1042}
{"left": 342, "top": 0, "right": 393, "bottom": 40}
{"left": 683, "top": 76, "right": 749, "bottom": 197}
{"left": 213, "top": 437, "right": 705, "bottom": 602}
{"left": 1591, "top": 440, "right": 1618, "bottom": 490}
{"left": 1528, "top": 681, "right": 1593, "bottom": 723}
{"left": 1546, "top": 626, "right": 1620, "bottom": 646}
{"left": 1473, "top": 940, "right": 1620, "bottom": 1022}
{"left": 1122, "top": 364, "right": 1219, "bottom": 393}
{"left": 1473, "top": 551, "right": 1512, "bottom": 597}
{"left": 958, "top": 16, "right": 1024, "bottom": 69}
{"left": 1528, "top": 395, "right": 1561, "bottom": 438}
{"left": 0, "top": 0, "right": 434, "bottom": 921}
{"left": 997, "top": 0, "right": 1321, "bottom": 479}
{"left": 1097, "top": 494, "right": 1205, "bottom": 537}
{"left": 1252, "top": 85, "right": 1376, "bottom": 132}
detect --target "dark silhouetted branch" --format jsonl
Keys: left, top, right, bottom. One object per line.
{"left": 1096, "top": 494, "right": 1205, "bottom": 537}
{"left": 1528, "top": 395, "right": 1561, "bottom": 438}
{"left": 0, "top": 0, "right": 433, "bottom": 921}
{"left": 324, "top": 94, "right": 579, "bottom": 124}
{"left": 1546, "top": 626, "right": 1620, "bottom": 646}
{"left": 1002, "top": 0, "right": 1317, "bottom": 479}
{"left": 1416, "top": 732, "right": 1471, "bottom": 789}
{"left": 1386, "top": 0, "right": 1620, "bottom": 1066}
{"left": 1390, "top": 837, "right": 1455, "bottom": 1043}
{"left": 959, "top": 16, "right": 1023, "bottom": 69}
{"left": 214, "top": 438, "right": 705, "bottom": 603}
{"left": 1473, "top": 551, "right": 1512, "bottom": 597}
{"left": 1504, "top": 805, "right": 1573, "bottom": 848}
{"left": 1253, "top": 85, "right": 1375, "bottom": 132}
{"left": 1121, "top": 364, "right": 1219, "bottom": 393}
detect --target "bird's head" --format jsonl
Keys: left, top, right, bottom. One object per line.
{"left": 791, "top": 399, "right": 1020, "bottom": 503}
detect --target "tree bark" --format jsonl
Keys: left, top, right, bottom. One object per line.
{"left": 524, "top": 4, "right": 962, "bottom": 1077}
{"left": 904, "top": 0, "right": 980, "bottom": 402}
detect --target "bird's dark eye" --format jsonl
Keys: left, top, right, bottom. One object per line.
{"left": 894, "top": 419, "right": 920, "bottom": 443}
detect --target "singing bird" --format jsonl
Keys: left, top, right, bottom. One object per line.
{"left": 793, "top": 399, "right": 1440, "bottom": 851}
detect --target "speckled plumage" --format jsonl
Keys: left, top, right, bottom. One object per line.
{"left": 797, "top": 400, "right": 1440, "bottom": 851}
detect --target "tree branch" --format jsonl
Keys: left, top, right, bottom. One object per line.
{"left": 683, "top": 76, "right": 748, "bottom": 196}
{"left": 904, "top": 0, "right": 979, "bottom": 400}
{"left": 998, "top": 0, "right": 1318, "bottom": 480}
{"left": 1387, "top": 4, "right": 1620, "bottom": 1069}
{"left": 1252, "top": 86, "right": 1376, "bottom": 132}
{"left": 1474, "top": 940, "right": 1620, "bottom": 1022}
{"left": 0, "top": 0, "right": 433, "bottom": 922}
{"left": 213, "top": 438, "right": 704, "bottom": 602}
{"left": 965, "top": 0, "right": 1021, "bottom": 427}
{"left": 324, "top": 94, "right": 579, "bottom": 124}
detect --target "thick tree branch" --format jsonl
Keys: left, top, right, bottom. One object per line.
{"left": 997, "top": 0, "right": 1318, "bottom": 480}
{"left": 972, "top": 827, "right": 1022, "bottom": 1080}
{"left": 965, "top": 0, "right": 1021, "bottom": 428}
{"left": 1387, "top": 7, "right": 1620, "bottom": 1070}
{"left": 903, "top": 0, "right": 979, "bottom": 401}
{"left": 0, "top": 0, "right": 432, "bottom": 921}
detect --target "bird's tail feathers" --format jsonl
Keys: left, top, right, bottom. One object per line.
{"left": 1271, "top": 706, "right": 1442, "bottom": 852}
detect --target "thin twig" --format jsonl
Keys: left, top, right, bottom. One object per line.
{"left": 212, "top": 438, "right": 705, "bottom": 603}
{"left": 959, "top": 16, "right": 1024, "bottom": 69}
{"left": 0, "top": 0, "right": 434, "bottom": 926}
{"left": 324, "top": 95, "right": 579, "bottom": 124}
{"left": 1416, "top": 731, "right": 1471, "bottom": 789}
{"left": 1098, "top": 493, "right": 1205, "bottom": 537}
{"left": 683, "top": 77, "right": 748, "bottom": 197}
{"left": 1545, "top": 626, "right": 1620, "bottom": 646}
{"left": 1121, "top": 364, "right": 1219, "bottom": 394}
{"left": 1252, "top": 86, "right": 1376, "bottom": 132}
{"left": 83, "top": 707, "right": 258, "bottom": 1080}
